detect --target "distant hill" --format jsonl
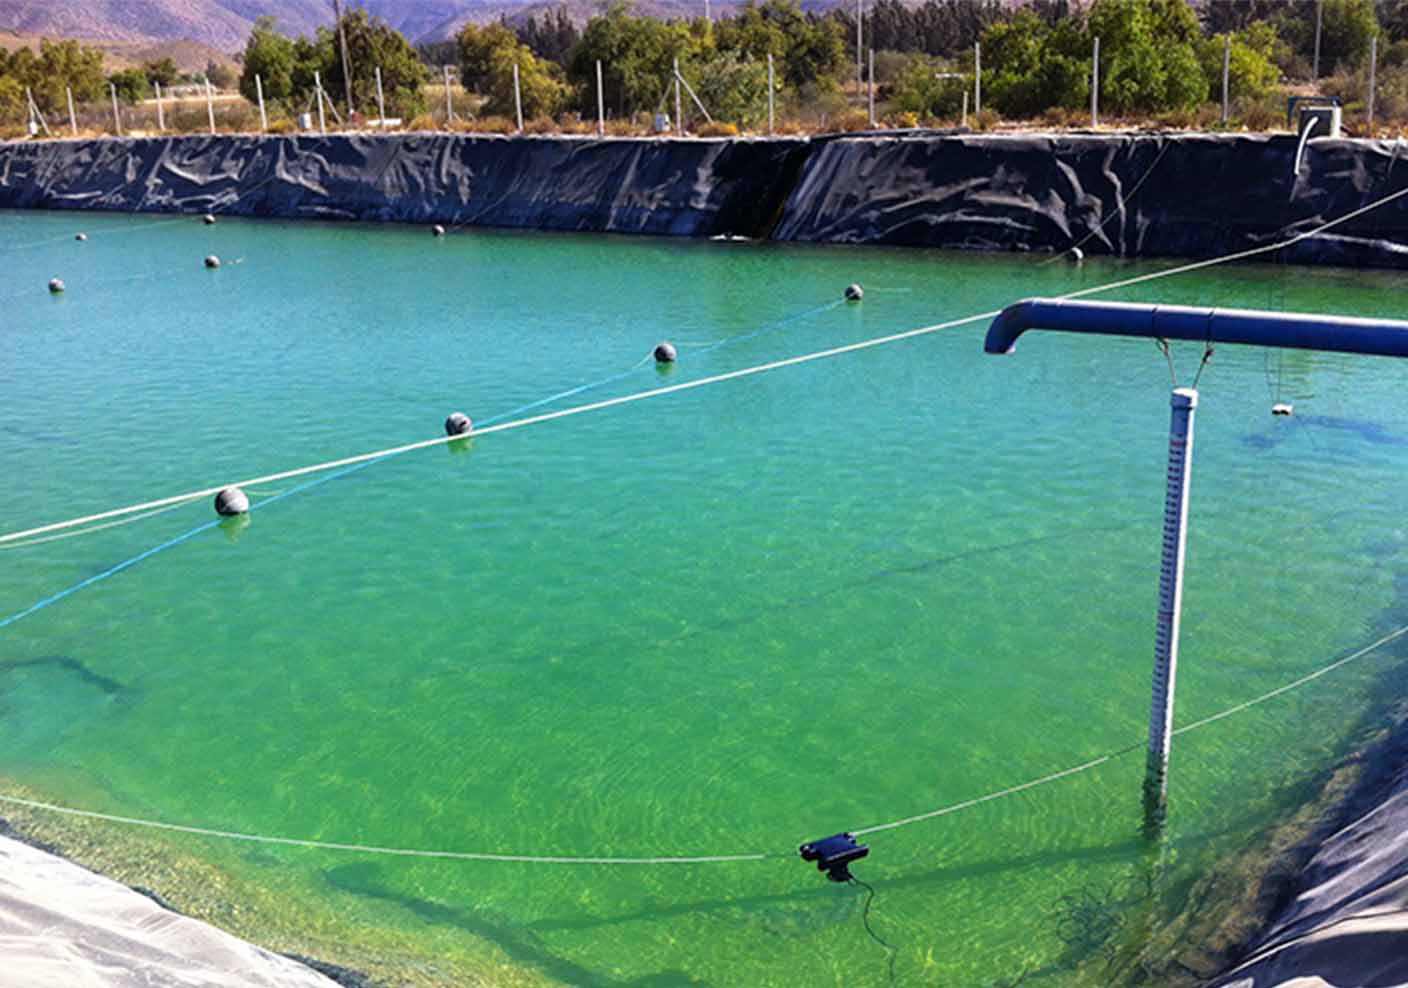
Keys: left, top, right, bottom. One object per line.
{"left": 0, "top": 31, "right": 240, "bottom": 74}
{"left": 0, "top": 0, "right": 756, "bottom": 53}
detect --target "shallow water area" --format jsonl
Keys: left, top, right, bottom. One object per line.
{"left": 4, "top": 210, "right": 1408, "bottom": 986}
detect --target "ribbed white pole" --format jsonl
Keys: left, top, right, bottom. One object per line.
{"left": 110, "top": 83, "right": 121, "bottom": 137}
{"left": 596, "top": 59, "right": 605, "bottom": 136}
{"left": 1145, "top": 386, "right": 1198, "bottom": 830}
{"left": 513, "top": 62, "right": 523, "bottom": 132}
{"left": 767, "top": 53, "right": 774, "bottom": 135}
{"left": 315, "top": 71, "right": 326, "bottom": 134}
{"left": 67, "top": 86, "right": 77, "bottom": 136}
{"left": 256, "top": 74, "right": 267, "bottom": 132}
{"left": 374, "top": 67, "right": 385, "bottom": 127}
{"left": 974, "top": 42, "right": 981, "bottom": 117}
{"left": 1091, "top": 37, "right": 1099, "bottom": 127}
{"left": 204, "top": 75, "right": 216, "bottom": 134}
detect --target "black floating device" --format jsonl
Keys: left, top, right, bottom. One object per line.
{"left": 799, "top": 832, "right": 869, "bottom": 882}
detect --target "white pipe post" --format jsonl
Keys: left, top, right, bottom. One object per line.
{"left": 974, "top": 42, "right": 981, "bottom": 118}
{"left": 205, "top": 75, "right": 216, "bottom": 134}
{"left": 513, "top": 61, "right": 523, "bottom": 132}
{"left": 1144, "top": 386, "right": 1199, "bottom": 832}
{"left": 961, "top": 88, "right": 968, "bottom": 128}
{"left": 1313, "top": 0, "right": 1323, "bottom": 79}
{"left": 1091, "top": 36, "right": 1099, "bottom": 127}
{"left": 1221, "top": 34, "right": 1231, "bottom": 125}
{"left": 868, "top": 47, "right": 875, "bottom": 126}
{"left": 110, "top": 83, "right": 122, "bottom": 137}
{"left": 596, "top": 59, "right": 605, "bottom": 137}
{"left": 674, "top": 56, "right": 683, "bottom": 136}
{"left": 767, "top": 53, "right": 774, "bottom": 135}
{"left": 315, "top": 71, "right": 327, "bottom": 134}
{"left": 154, "top": 81, "right": 165, "bottom": 132}
{"left": 66, "top": 86, "right": 77, "bottom": 136}
{"left": 856, "top": 0, "right": 863, "bottom": 98}
{"left": 374, "top": 67, "right": 385, "bottom": 126}
{"left": 256, "top": 73, "right": 267, "bottom": 131}
{"left": 24, "top": 87, "right": 36, "bottom": 136}
{"left": 444, "top": 65, "right": 453, "bottom": 123}
{"left": 1369, "top": 35, "right": 1378, "bottom": 134}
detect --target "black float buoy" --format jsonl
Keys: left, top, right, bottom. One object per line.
{"left": 444, "top": 412, "right": 473, "bottom": 436}
{"left": 1069, "top": 246, "right": 1085, "bottom": 263}
{"left": 204, "top": 255, "right": 221, "bottom": 269}
{"left": 844, "top": 283, "right": 864, "bottom": 302}
{"left": 203, "top": 213, "right": 216, "bottom": 225}
{"left": 432, "top": 224, "right": 446, "bottom": 237}
{"left": 47, "top": 278, "right": 65, "bottom": 294}
{"left": 214, "top": 486, "right": 250, "bottom": 517}
{"left": 1272, "top": 402, "right": 1294, "bottom": 416}
{"left": 653, "top": 342, "right": 677, "bottom": 364}
{"left": 75, "top": 232, "right": 87, "bottom": 242}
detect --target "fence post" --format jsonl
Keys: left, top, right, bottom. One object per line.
{"left": 1369, "top": 35, "right": 1378, "bottom": 134}
{"left": 867, "top": 48, "right": 875, "bottom": 126}
{"left": 256, "top": 74, "right": 268, "bottom": 131}
{"left": 205, "top": 75, "right": 216, "bottom": 135}
{"left": 767, "top": 53, "right": 775, "bottom": 136}
{"left": 1221, "top": 34, "right": 1231, "bottom": 126}
{"left": 596, "top": 59, "right": 605, "bottom": 137}
{"left": 315, "top": 71, "right": 327, "bottom": 134}
{"left": 674, "top": 56, "right": 684, "bottom": 136}
{"left": 1091, "top": 36, "right": 1099, "bottom": 127}
{"left": 67, "top": 86, "right": 77, "bottom": 136}
{"left": 1313, "top": 0, "right": 1323, "bottom": 79}
{"left": 855, "top": 0, "right": 863, "bottom": 98}
{"left": 374, "top": 67, "right": 385, "bottom": 126}
{"left": 110, "top": 83, "right": 122, "bottom": 137}
{"left": 154, "top": 82, "right": 165, "bottom": 132}
{"left": 444, "top": 65, "right": 453, "bottom": 124}
{"left": 974, "top": 42, "right": 981, "bottom": 118}
{"left": 1144, "top": 387, "right": 1199, "bottom": 834}
{"left": 513, "top": 61, "right": 523, "bottom": 132}
{"left": 961, "top": 88, "right": 968, "bottom": 128}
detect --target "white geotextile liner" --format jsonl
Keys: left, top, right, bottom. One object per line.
{"left": 0, "top": 835, "right": 340, "bottom": 988}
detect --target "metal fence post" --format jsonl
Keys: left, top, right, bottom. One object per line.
{"left": 1092, "top": 36, "right": 1099, "bottom": 127}
{"left": 1313, "top": 0, "right": 1323, "bottom": 79}
{"left": 256, "top": 73, "right": 268, "bottom": 131}
{"left": 374, "top": 67, "right": 385, "bottom": 126}
{"left": 205, "top": 75, "right": 216, "bottom": 135}
{"left": 767, "top": 53, "right": 775, "bottom": 135}
{"left": 67, "top": 86, "right": 77, "bottom": 136}
{"left": 1221, "top": 34, "right": 1231, "bottom": 126}
{"left": 1369, "top": 35, "right": 1378, "bottom": 134}
{"left": 596, "top": 59, "right": 605, "bottom": 136}
{"left": 855, "top": 0, "right": 863, "bottom": 98}
{"left": 674, "top": 56, "right": 683, "bottom": 136}
{"left": 315, "top": 71, "right": 327, "bottom": 133}
{"left": 867, "top": 48, "right": 875, "bottom": 126}
{"left": 110, "top": 83, "right": 122, "bottom": 137}
{"left": 444, "top": 65, "right": 453, "bottom": 124}
{"left": 513, "top": 61, "right": 523, "bottom": 132}
{"left": 974, "top": 42, "right": 981, "bottom": 118}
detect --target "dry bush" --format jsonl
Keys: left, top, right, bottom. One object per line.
{"left": 825, "top": 109, "right": 872, "bottom": 133}
{"left": 604, "top": 118, "right": 641, "bottom": 136}
{"left": 557, "top": 113, "right": 594, "bottom": 135}
{"left": 265, "top": 118, "right": 297, "bottom": 135}
{"left": 770, "top": 118, "right": 806, "bottom": 134}
{"left": 886, "top": 109, "right": 920, "bottom": 129}
{"left": 405, "top": 113, "right": 438, "bottom": 132}
{"left": 696, "top": 121, "right": 739, "bottom": 137}
{"left": 973, "top": 108, "right": 1000, "bottom": 131}
{"left": 523, "top": 116, "right": 558, "bottom": 134}
{"left": 1237, "top": 94, "right": 1283, "bottom": 132}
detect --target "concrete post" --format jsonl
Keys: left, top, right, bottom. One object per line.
{"left": 1369, "top": 35, "right": 1378, "bottom": 134}
{"left": 1091, "top": 36, "right": 1099, "bottom": 127}
{"left": 205, "top": 75, "right": 216, "bottom": 134}
{"left": 974, "top": 42, "right": 981, "bottom": 117}
{"left": 596, "top": 59, "right": 605, "bottom": 136}
{"left": 375, "top": 66, "right": 385, "bottom": 126}
{"left": 513, "top": 61, "right": 523, "bottom": 132}
{"left": 1221, "top": 34, "right": 1231, "bottom": 125}
{"left": 868, "top": 48, "right": 875, "bottom": 126}
{"left": 256, "top": 74, "right": 267, "bottom": 132}
{"left": 315, "top": 71, "right": 327, "bottom": 134}
{"left": 110, "top": 83, "right": 121, "bottom": 137}
{"left": 1144, "top": 387, "right": 1199, "bottom": 832}
{"left": 767, "top": 53, "right": 775, "bottom": 135}
{"left": 67, "top": 86, "right": 77, "bottom": 136}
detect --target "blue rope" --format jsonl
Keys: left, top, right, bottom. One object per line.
{"left": 1, "top": 299, "right": 839, "bottom": 629}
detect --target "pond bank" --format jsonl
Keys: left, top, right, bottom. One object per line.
{"left": 2, "top": 131, "right": 1408, "bottom": 266}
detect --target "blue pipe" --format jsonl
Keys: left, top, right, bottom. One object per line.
{"left": 984, "top": 298, "right": 1408, "bottom": 359}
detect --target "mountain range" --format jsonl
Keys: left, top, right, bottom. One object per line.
{"left": 0, "top": 0, "right": 736, "bottom": 53}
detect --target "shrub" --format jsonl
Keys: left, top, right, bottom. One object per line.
{"left": 886, "top": 109, "right": 919, "bottom": 128}
{"left": 696, "top": 120, "right": 739, "bottom": 137}
{"left": 523, "top": 115, "right": 558, "bottom": 134}
{"left": 405, "top": 113, "right": 438, "bottom": 131}
{"left": 973, "top": 108, "right": 1000, "bottom": 131}
{"left": 265, "top": 117, "right": 297, "bottom": 134}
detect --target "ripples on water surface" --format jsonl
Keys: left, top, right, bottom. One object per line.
{"left": 3, "top": 211, "right": 1408, "bottom": 986}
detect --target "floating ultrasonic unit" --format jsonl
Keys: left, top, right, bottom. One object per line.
{"left": 799, "top": 832, "right": 869, "bottom": 883}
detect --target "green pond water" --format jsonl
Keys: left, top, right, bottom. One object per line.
{"left": 4, "top": 210, "right": 1408, "bottom": 987}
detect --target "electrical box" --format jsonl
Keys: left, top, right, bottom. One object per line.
{"left": 1298, "top": 103, "right": 1342, "bottom": 139}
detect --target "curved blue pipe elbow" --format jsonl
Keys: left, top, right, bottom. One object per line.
{"left": 984, "top": 298, "right": 1408, "bottom": 359}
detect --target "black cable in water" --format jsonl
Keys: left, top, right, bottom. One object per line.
{"left": 850, "top": 877, "right": 898, "bottom": 986}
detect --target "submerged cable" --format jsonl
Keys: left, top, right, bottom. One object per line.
{"left": 851, "top": 878, "right": 898, "bottom": 986}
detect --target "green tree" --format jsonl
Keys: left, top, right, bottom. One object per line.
{"left": 318, "top": 9, "right": 428, "bottom": 118}
{"left": 890, "top": 56, "right": 967, "bottom": 117}
{"left": 568, "top": 5, "right": 703, "bottom": 117}
{"left": 240, "top": 16, "right": 297, "bottom": 103}
{"left": 17, "top": 39, "right": 105, "bottom": 115}
{"left": 693, "top": 50, "right": 771, "bottom": 125}
{"left": 457, "top": 21, "right": 566, "bottom": 117}
{"left": 107, "top": 67, "right": 150, "bottom": 104}
{"left": 142, "top": 57, "right": 180, "bottom": 88}
{"left": 1197, "top": 31, "right": 1281, "bottom": 104}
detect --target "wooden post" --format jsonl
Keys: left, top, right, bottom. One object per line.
{"left": 674, "top": 56, "right": 683, "bottom": 136}
{"left": 315, "top": 71, "right": 327, "bottom": 134}
{"left": 974, "top": 42, "right": 981, "bottom": 117}
{"left": 110, "top": 83, "right": 121, "bottom": 137}
{"left": 256, "top": 74, "right": 268, "bottom": 131}
{"left": 375, "top": 67, "right": 385, "bottom": 126}
{"left": 1144, "top": 387, "right": 1199, "bottom": 833}
{"left": 1221, "top": 34, "right": 1231, "bottom": 125}
{"left": 596, "top": 59, "right": 605, "bottom": 137}
{"left": 513, "top": 61, "right": 523, "bottom": 132}
{"left": 67, "top": 86, "right": 77, "bottom": 136}
{"left": 205, "top": 75, "right": 216, "bottom": 134}
{"left": 867, "top": 48, "right": 875, "bottom": 126}
{"left": 1091, "top": 37, "right": 1099, "bottom": 127}
{"left": 767, "top": 53, "right": 775, "bottom": 135}
{"left": 1369, "top": 35, "right": 1378, "bottom": 134}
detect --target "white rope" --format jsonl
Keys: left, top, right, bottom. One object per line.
{"left": 11, "top": 178, "right": 1408, "bottom": 548}
{"left": 853, "top": 621, "right": 1408, "bottom": 838}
